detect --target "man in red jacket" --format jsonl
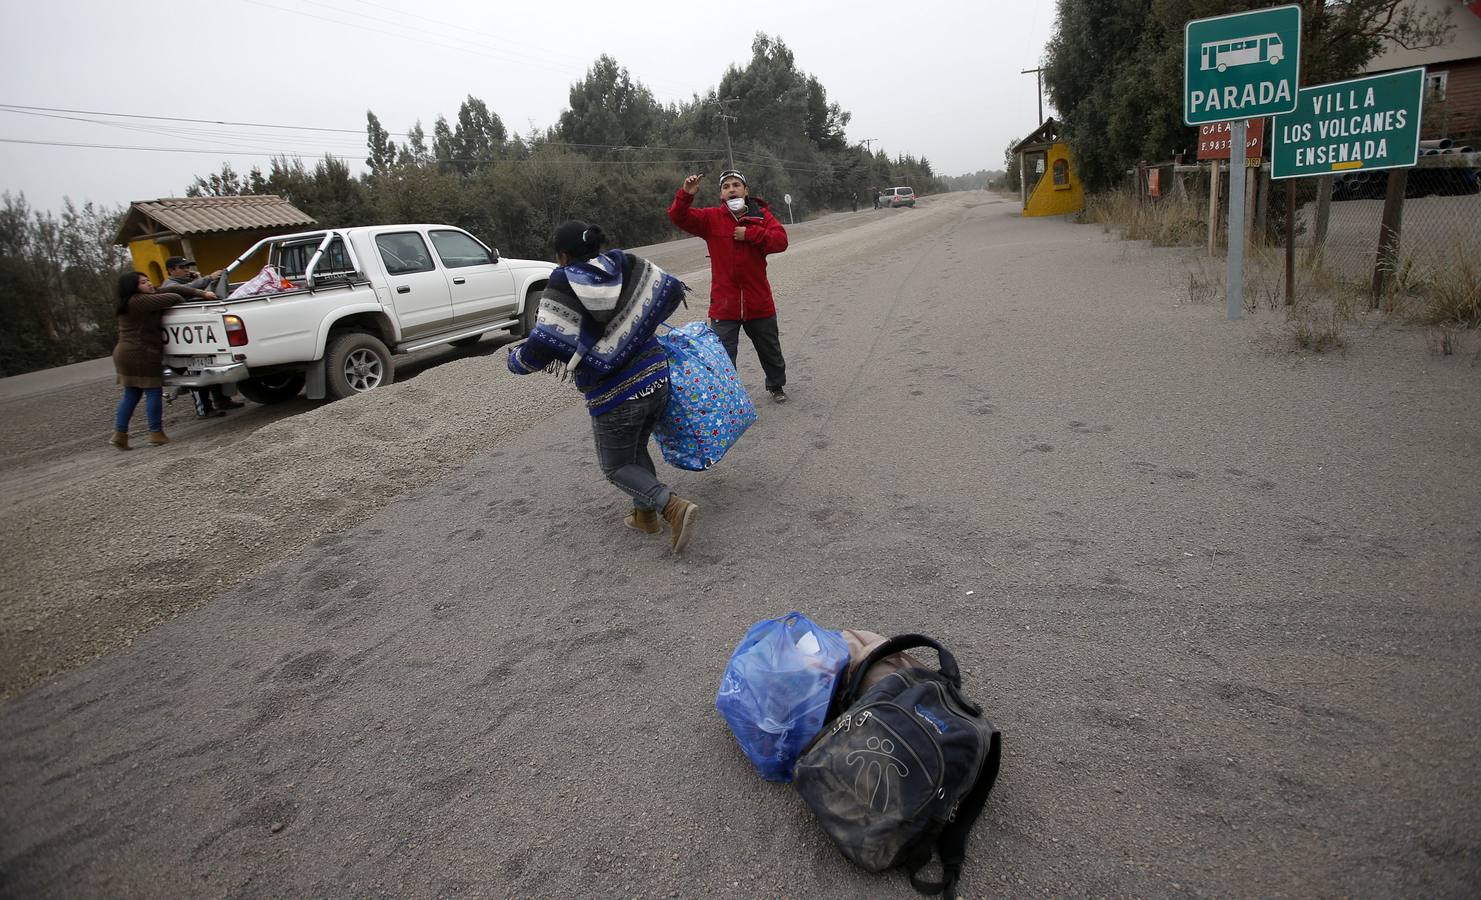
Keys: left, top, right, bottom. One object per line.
{"left": 668, "top": 169, "right": 790, "bottom": 403}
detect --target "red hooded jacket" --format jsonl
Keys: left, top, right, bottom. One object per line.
{"left": 667, "top": 189, "right": 788, "bottom": 320}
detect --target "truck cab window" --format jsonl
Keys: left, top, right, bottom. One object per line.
{"left": 429, "top": 230, "right": 494, "bottom": 268}
{"left": 376, "top": 233, "right": 436, "bottom": 275}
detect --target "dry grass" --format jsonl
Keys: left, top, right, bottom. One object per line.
{"left": 1178, "top": 243, "right": 1359, "bottom": 352}
{"left": 1370, "top": 242, "right": 1481, "bottom": 357}
{"left": 1414, "top": 250, "right": 1481, "bottom": 327}
{"left": 1099, "top": 188, "right": 1480, "bottom": 356}
{"left": 1083, "top": 189, "right": 1207, "bottom": 247}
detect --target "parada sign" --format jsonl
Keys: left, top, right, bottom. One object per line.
{"left": 1184, "top": 4, "right": 1301, "bottom": 125}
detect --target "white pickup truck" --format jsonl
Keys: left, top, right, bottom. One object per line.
{"left": 160, "top": 224, "right": 553, "bottom": 403}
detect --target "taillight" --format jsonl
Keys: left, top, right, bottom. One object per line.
{"left": 224, "top": 315, "right": 248, "bottom": 347}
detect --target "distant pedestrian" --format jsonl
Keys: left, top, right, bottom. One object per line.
{"left": 506, "top": 221, "right": 699, "bottom": 553}
{"left": 667, "top": 170, "right": 791, "bottom": 403}
{"left": 851, "top": 191, "right": 858, "bottom": 212}
{"left": 162, "top": 255, "right": 243, "bottom": 418}
{"left": 110, "top": 272, "right": 215, "bottom": 449}
{"left": 871, "top": 186, "right": 880, "bottom": 210}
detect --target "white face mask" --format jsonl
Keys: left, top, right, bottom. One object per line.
{"left": 726, "top": 197, "right": 747, "bottom": 213}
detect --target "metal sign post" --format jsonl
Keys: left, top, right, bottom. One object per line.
{"left": 1185, "top": 4, "right": 1301, "bottom": 321}
{"left": 783, "top": 193, "right": 795, "bottom": 225}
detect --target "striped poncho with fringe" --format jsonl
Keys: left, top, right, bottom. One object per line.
{"left": 507, "top": 249, "right": 688, "bottom": 416}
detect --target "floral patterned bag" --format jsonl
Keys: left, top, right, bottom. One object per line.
{"left": 653, "top": 321, "right": 757, "bottom": 471}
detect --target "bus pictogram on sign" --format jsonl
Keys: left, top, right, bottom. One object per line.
{"left": 1199, "top": 33, "right": 1285, "bottom": 73}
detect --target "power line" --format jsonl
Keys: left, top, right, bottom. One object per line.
{"left": 0, "top": 103, "right": 388, "bottom": 137}
{"left": 0, "top": 103, "right": 844, "bottom": 164}
{"left": 0, "top": 136, "right": 733, "bottom": 168}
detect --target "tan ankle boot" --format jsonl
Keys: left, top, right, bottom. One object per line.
{"left": 147, "top": 430, "right": 170, "bottom": 446}
{"left": 109, "top": 431, "right": 131, "bottom": 451}
{"left": 660, "top": 494, "right": 698, "bottom": 553}
{"left": 624, "top": 507, "right": 662, "bottom": 534}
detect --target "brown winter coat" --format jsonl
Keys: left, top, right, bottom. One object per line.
{"left": 112, "top": 287, "right": 205, "bottom": 388}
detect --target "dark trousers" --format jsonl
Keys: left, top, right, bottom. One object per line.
{"left": 710, "top": 316, "right": 786, "bottom": 391}
{"left": 190, "top": 385, "right": 231, "bottom": 415}
{"left": 590, "top": 384, "right": 672, "bottom": 511}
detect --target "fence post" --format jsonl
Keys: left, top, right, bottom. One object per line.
{"left": 1370, "top": 168, "right": 1409, "bottom": 305}
{"left": 1207, "top": 159, "right": 1221, "bottom": 256}
{"left": 1244, "top": 161, "right": 1258, "bottom": 247}
{"left": 1285, "top": 180, "right": 1296, "bottom": 306}
{"left": 1308, "top": 175, "right": 1333, "bottom": 264}
{"left": 1254, "top": 164, "right": 1270, "bottom": 245}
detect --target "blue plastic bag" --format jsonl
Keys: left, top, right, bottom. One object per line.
{"left": 715, "top": 612, "right": 850, "bottom": 782}
{"left": 653, "top": 321, "right": 757, "bottom": 471}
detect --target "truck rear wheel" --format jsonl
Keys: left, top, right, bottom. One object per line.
{"left": 325, "top": 332, "right": 395, "bottom": 399}
{"left": 236, "top": 373, "right": 306, "bottom": 405}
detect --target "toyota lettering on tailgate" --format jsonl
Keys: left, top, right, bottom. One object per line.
{"left": 162, "top": 323, "right": 220, "bottom": 345}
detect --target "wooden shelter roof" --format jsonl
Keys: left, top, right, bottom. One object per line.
{"left": 114, "top": 195, "right": 315, "bottom": 245}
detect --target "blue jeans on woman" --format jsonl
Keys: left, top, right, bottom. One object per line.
{"left": 116, "top": 386, "right": 163, "bottom": 432}
{"left": 590, "top": 383, "right": 672, "bottom": 511}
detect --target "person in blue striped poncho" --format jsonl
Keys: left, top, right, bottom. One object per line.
{"left": 507, "top": 220, "right": 699, "bottom": 553}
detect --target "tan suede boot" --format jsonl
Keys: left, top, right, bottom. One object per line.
{"left": 624, "top": 507, "right": 662, "bottom": 534}
{"left": 109, "top": 431, "right": 131, "bottom": 451}
{"left": 147, "top": 430, "right": 171, "bottom": 446}
{"left": 660, "top": 494, "right": 698, "bottom": 553}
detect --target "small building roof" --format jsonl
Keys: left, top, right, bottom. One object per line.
{"left": 1012, "top": 118, "right": 1064, "bottom": 155}
{"left": 114, "top": 195, "right": 316, "bottom": 245}
{"left": 1365, "top": 0, "right": 1481, "bottom": 72}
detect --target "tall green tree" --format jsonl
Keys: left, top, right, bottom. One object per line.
{"left": 557, "top": 55, "right": 662, "bottom": 152}
{"left": 365, "top": 110, "right": 398, "bottom": 177}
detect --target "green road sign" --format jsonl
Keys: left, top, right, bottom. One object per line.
{"left": 1270, "top": 68, "right": 1425, "bottom": 179}
{"left": 1185, "top": 4, "right": 1301, "bottom": 125}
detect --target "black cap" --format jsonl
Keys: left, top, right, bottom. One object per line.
{"left": 165, "top": 255, "right": 195, "bottom": 269}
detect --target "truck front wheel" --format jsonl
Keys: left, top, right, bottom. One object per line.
{"left": 236, "top": 373, "right": 306, "bottom": 404}
{"left": 517, "top": 287, "right": 541, "bottom": 337}
{"left": 325, "top": 332, "right": 395, "bottom": 399}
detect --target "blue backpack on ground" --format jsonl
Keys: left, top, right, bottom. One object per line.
{"left": 716, "top": 612, "right": 850, "bottom": 782}
{"left": 653, "top": 321, "right": 757, "bottom": 471}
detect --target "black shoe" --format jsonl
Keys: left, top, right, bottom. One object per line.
{"left": 769, "top": 388, "right": 788, "bottom": 404}
{"left": 196, "top": 409, "right": 226, "bottom": 419}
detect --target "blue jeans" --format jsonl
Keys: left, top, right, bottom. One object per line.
{"left": 590, "top": 384, "right": 672, "bottom": 511}
{"left": 116, "top": 386, "right": 163, "bottom": 432}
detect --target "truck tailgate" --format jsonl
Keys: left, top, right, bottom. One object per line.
{"left": 161, "top": 308, "right": 232, "bottom": 357}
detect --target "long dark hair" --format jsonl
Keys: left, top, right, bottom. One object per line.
{"left": 115, "top": 271, "right": 145, "bottom": 314}
{"left": 551, "top": 220, "right": 605, "bottom": 261}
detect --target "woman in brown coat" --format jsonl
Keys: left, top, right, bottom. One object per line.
{"left": 110, "top": 271, "right": 213, "bottom": 450}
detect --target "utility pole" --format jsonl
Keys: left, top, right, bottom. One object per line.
{"left": 1021, "top": 66, "right": 1045, "bottom": 124}
{"left": 717, "top": 98, "right": 739, "bottom": 170}
{"left": 860, "top": 138, "right": 878, "bottom": 154}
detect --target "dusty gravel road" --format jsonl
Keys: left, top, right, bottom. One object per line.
{"left": 2, "top": 193, "right": 1479, "bottom": 898}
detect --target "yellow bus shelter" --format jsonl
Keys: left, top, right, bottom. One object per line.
{"left": 1012, "top": 118, "right": 1085, "bottom": 217}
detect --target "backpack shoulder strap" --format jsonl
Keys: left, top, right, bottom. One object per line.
{"left": 906, "top": 727, "right": 1002, "bottom": 899}
{"left": 838, "top": 634, "right": 960, "bottom": 710}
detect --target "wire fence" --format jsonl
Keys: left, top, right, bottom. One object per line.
{"left": 1128, "top": 151, "right": 1480, "bottom": 287}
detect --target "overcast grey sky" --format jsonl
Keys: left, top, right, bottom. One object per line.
{"left": 0, "top": 0, "right": 1057, "bottom": 214}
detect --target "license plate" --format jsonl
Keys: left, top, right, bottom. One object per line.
{"left": 191, "top": 356, "right": 215, "bottom": 368}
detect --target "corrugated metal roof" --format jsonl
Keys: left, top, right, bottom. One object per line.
{"left": 115, "top": 195, "right": 316, "bottom": 243}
